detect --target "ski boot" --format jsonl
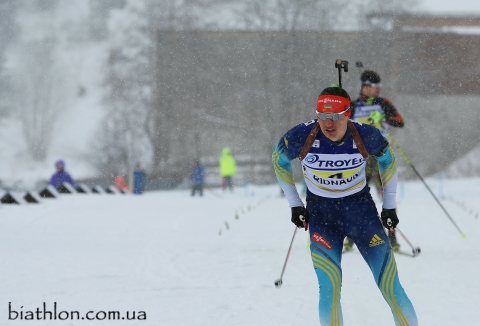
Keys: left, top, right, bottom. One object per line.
{"left": 343, "top": 237, "right": 354, "bottom": 252}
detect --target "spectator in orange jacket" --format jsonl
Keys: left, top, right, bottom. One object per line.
{"left": 115, "top": 175, "right": 130, "bottom": 193}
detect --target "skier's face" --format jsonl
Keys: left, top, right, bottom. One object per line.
{"left": 362, "top": 85, "right": 381, "bottom": 98}
{"left": 318, "top": 114, "right": 348, "bottom": 142}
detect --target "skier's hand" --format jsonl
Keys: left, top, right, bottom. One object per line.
{"left": 369, "top": 111, "right": 385, "bottom": 124}
{"left": 291, "top": 206, "right": 309, "bottom": 230}
{"left": 381, "top": 208, "right": 399, "bottom": 231}
{"left": 366, "top": 96, "right": 375, "bottom": 105}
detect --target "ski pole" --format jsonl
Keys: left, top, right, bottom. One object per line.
{"left": 384, "top": 129, "right": 466, "bottom": 238}
{"left": 274, "top": 227, "right": 298, "bottom": 287}
{"left": 396, "top": 227, "right": 421, "bottom": 256}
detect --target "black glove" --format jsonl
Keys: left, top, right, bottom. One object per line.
{"left": 291, "top": 206, "right": 310, "bottom": 230}
{"left": 381, "top": 208, "right": 399, "bottom": 230}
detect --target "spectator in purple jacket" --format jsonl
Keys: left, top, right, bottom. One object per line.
{"left": 49, "top": 160, "right": 75, "bottom": 189}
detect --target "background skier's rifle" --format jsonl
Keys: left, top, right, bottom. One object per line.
{"left": 355, "top": 61, "right": 363, "bottom": 72}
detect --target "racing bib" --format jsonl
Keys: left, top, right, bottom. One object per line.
{"left": 353, "top": 104, "right": 389, "bottom": 135}
{"left": 302, "top": 152, "right": 366, "bottom": 198}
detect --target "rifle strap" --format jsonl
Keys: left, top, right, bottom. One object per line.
{"left": 299, "top": 123, "right": 320, "bottom": 161}
{"left": 298, "top": 121, "right": 369, "bottom": 161}
{"left": 348, "top": 120, "right": 369, "bottom": 160}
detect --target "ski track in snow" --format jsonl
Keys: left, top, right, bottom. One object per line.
{"left": 0, "top": 178, "right": 479, "bottom": 325}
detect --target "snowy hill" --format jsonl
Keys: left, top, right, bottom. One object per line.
{"left": 442, "top": 143, "right": 480, "bottom": 178}
{"left": 0, "top": 177, "right": 479, "bottom": 325}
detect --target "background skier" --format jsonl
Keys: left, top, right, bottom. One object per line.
{"left": 344, "top": 69, "right": 405, "bottom": 252}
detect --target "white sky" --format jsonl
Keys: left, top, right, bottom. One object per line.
{"left": 419, "top": 0, "right": 480, "bottom": 14}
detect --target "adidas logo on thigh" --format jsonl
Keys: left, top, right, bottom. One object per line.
{"left": 369, "top": 234, "right": 385, "bottom": 247}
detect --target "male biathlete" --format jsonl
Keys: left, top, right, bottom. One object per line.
{"left": 272, "top": 86, "right": 418, "bottom": 326}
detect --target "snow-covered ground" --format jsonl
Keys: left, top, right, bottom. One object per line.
{"left": 0, "top": 176, "right": 479, "bottom": 325}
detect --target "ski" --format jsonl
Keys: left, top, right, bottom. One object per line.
{"left": 393, "top": 247, "right": 421, "bottom": 258}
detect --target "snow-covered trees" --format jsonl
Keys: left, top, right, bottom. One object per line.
{"left": 93, "top": 0, "right": 155, "bottom": 176}
{"left": 94, "top": 0, "right": 210, "bottom": 175}
{"left": 8, "top": 2, "right": 77, "bottom": 161}
{"left": 3, "top": 0, "right": 90, "bottom": 163}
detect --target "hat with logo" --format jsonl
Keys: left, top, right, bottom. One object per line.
{"left": 316, "top": 94, "right": 351, "bottom": 118}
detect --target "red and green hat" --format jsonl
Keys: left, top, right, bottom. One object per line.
{"left": 316, "top": 95, "right": 351, "bottom": 118}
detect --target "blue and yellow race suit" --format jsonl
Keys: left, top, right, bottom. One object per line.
{"left": 272, "top": 119, "right": 418, "bottom": 326}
